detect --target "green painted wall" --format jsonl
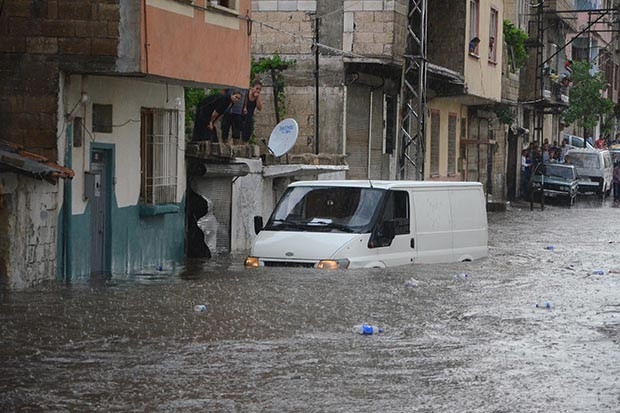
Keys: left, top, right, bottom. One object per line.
{"left": 60, "top": 197, "right": 186, "bottom": 278}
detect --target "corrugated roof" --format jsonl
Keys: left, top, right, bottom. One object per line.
{"left": 0, "top": 140, "right": 74, "bottom": 184}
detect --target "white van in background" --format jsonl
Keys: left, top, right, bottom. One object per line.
{"left": 245, "top": 181, "right": 488, "bottom": 269}
{"left": 565, "top": 148, "right": 613, "bottom": 196}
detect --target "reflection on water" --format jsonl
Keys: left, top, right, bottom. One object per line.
{"left": 1, "top": 199, "right": 620, "bottom": 412}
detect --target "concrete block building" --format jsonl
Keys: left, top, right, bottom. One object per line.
{"left": 0, "top": 0, "right": 252, "bottom": 288}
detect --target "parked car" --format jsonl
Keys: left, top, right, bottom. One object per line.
{"left": 529, "top": 163, "right": 579, "bottom": 206}
{"left": 561, "top": 134, "right": 595, "bottom": 149}
{"left": 564, "top": 148, "right": 613, "bottom": 197}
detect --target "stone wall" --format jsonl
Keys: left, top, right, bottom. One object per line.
{"left": 0, "top": 173, "right": 59, "bottom": 289}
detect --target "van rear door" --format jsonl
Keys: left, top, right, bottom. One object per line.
{"left": 450, "top": 186, "right": 488, "bottom": 261}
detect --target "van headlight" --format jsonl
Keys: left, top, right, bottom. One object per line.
{"left": 245, "top": 256, "right": 260, "bottom": 268}
{"left": 316, "top": 258, "right": 350, "bottom": 270}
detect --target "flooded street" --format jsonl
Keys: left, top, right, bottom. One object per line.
{"left": 2, "top": 199, "right": 620, "bottom": 412}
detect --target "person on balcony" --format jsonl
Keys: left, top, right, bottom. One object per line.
{"left": 241, "top": 80, "right": 263, "bottom": 144}
{"left": 192, "top": 90, "right": 243, "bottom": 143}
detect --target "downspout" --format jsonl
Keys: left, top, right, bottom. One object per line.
{"left": 63, "top": 116, "right": 73, "bottom": 281}
{"left": 367, "top": 79, "right": 385, "bottom": 178}
{"left": 368, "top": 89, "right": 373, "bottom": 178}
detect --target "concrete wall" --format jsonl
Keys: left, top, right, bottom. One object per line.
{"left": 59, "top": 75, "right": 186, "bottom": 276}
{"left": 144, "top": 0, "right": 252, "bottom": 89}
{"left": 464, "top": 0, "right": 503, "bottom": 103}
{"left": 251, "top": 0, "right": 407, "bottom": 157}
{"left": 428, "top": 0, "right": 466, "bottom": 73}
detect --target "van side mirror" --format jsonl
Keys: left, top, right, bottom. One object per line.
{"left": 383, "top": 220, "right": 396, "bottom": 241}
{"left": 253, "top": 216, "right": 264, "bottom": 234}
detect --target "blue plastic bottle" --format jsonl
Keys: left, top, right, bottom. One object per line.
{"left": 536, "top": 301, "right": 551, "bottom": 309}
{"left": 353, "top": 324, "right": 383, "bottom": 335}
{"left": 193, "top": 304, "right": 207, "bottom": 312}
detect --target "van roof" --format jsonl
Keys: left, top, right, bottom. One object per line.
{"left": 289, "top": 180, "right": 484, "bottom": 190}
{"left": 566, "top": 148, "right": 609, "bottom": 155}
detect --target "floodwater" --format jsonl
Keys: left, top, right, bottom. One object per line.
{"left": 2, "top": 197, "right": 620, "bottom": 412}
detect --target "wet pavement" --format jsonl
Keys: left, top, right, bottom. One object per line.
{"left": 2, "top": 196, "right": 620, "bottom": 412}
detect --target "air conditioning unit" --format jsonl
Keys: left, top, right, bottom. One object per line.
{"left": 542, "top": 90, "right": 551, "bottom": 99}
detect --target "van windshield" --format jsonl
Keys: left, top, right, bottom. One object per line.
{"left": 266, "top": 186, "right": 386, "bottom": 233}
{"left": 566, "top": 153, "right": 600, "bottom": 169}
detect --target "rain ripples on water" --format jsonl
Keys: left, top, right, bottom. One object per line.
{"left": 1, "top": 200, "right": 620, "bottom": 412}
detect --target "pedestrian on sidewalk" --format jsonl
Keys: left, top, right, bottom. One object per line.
{"left": 613, "top": 161, "right": 620, "bottom": 206}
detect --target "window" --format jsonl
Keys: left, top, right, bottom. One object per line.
{"left": 518, "top": 0, "right": 529, "bottom": 29}
{"left": 210, "top": 0, "right": 236, "bottom": 10}
{"left": 430, "top": 110, "right": 440, "bottom": 175}
{"left": 469, "top": 0, "right": 480, "bottom": 54}
{"left": 92, "top": 104, "right": 113, "bottom": 133}
{"left": 448, "top": 113, "right": 457, "bottom": 175}
{"left": 489, "top": 8, "right": 498, "bottom": 62}
{"left": 140, "top": 108, "right": 179, "bottom": 205}
{"left": 370, "top": 190, "right": 410, "bottom": 248}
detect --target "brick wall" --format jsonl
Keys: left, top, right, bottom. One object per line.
{"left": 0, "top": 0, "right": 121, "bottom": 160}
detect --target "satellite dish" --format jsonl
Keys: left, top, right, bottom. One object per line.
{"left": 268, "top": 118, "right": 298, "bottom": 157}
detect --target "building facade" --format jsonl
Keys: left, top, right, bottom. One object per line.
{"left": 0, "top": 0, "right": 252, "bottom": 288}
{"left": 250, "top": 0, "right": 506, "bottom": 201}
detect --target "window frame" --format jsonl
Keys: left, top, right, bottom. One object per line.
{"left": 469, "top": 0, "right": 480, "bottom": 56}
{"left": 489, "top": 7, "right": 499, "bottom": 63}
{"left": 448, "top": 113, "right": 457, "bottom": 175}
{"left": 140, "top": 108, "right": 180, "bottom": 206}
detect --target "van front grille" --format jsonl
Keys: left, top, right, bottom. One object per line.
{"left": 263, "top": 261, "right": 315, "bottom": 268}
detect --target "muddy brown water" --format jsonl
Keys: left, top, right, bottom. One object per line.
{"left": 1, "top": 198, "right": 620, "bottom": 412}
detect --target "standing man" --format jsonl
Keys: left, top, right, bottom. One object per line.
{"left": 242, "top": 80, "right": 263, "bottom": 144}
{"left": 613, "top": 161, "right": 620, "bottom": 206}
{"left": 192, "top": 90, "right": 243, "bottom": 143}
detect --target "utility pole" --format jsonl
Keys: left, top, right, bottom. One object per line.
{"left": 400, "top": 0, "right": 428, "bottom": 180}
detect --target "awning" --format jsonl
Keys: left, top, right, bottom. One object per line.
{"left": 0, "top": 140, "right": 74, "bottom": 184}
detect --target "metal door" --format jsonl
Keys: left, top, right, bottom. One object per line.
{"left": 90, "top": 149, "right": 108, "bottom": 274}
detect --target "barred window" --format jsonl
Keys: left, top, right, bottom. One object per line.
{"left": 140, "top": 108, "right": 179, "bottom": 205}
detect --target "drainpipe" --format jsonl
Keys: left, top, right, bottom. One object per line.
{"left": 368, "top": 89, "right": 373, "bottom": 178}
{"left": 63, "top": 120, "right": 72, "bottom": 282}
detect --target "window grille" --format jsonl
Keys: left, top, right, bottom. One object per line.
{"left": 141, "top": 108, "right": 179, "bottom": 205}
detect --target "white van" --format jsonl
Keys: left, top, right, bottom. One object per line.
{"left": 565, "top": 148, "right": 613, "bottom": 196}
{"left": 245, "top": 180, "right": 488, "bottom": 269}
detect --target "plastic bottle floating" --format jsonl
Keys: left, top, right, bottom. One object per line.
{"left": 592, "top": 269, "right": 605, "bottom": 275}
{"left": 193, "top": 304, "right": 207, "bottom": 312}
{"left": 544, "top": 245, "right": 555, "bottom": 250}
{"left": 353, "top": 324, "right": 383, "bottom": 335}
{"left": 536, "top": 301, "right": 552, "bottom": 309}
{"left": 405, "top": 277, "right": 420, "bottom": 288}
{"left": 454, "top": 273, "right": 469, "bottom": 280}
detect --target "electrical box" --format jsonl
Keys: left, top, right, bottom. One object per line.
{"left": 84, "top": 171, "right": 101, "bottom": 200}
